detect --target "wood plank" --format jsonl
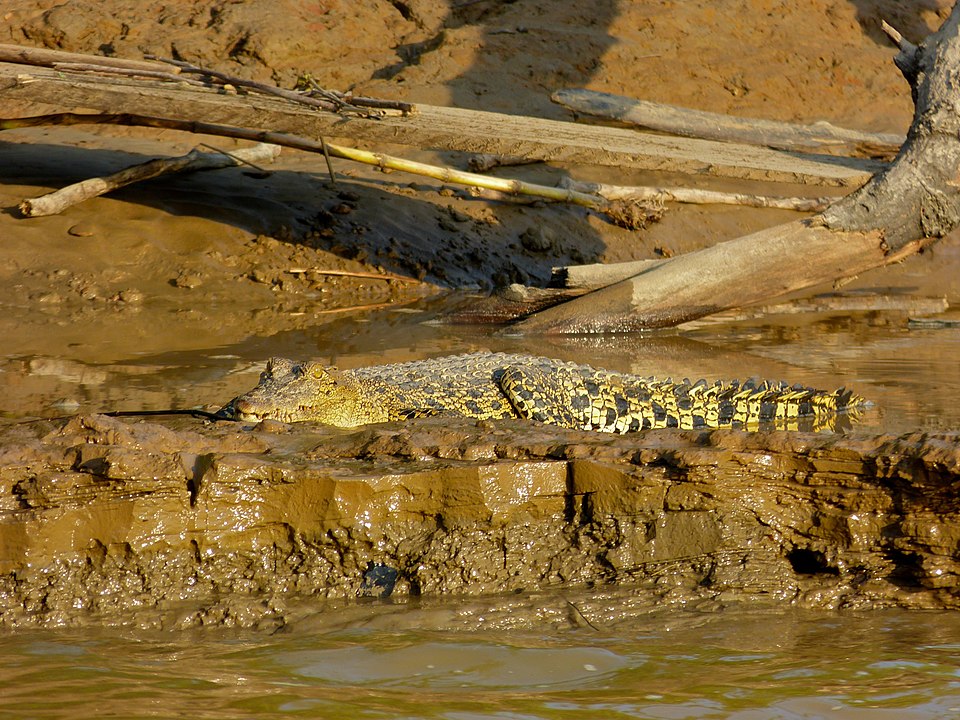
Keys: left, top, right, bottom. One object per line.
{"left": 0, "top": 62, "right": 883, "bottom": 186}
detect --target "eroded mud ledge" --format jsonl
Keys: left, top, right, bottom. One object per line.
{"left": 1, "top": 414, "right": 958, "bottom": 630}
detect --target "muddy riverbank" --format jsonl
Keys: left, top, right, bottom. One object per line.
{"left": 1, "top": 413, "right": 957, "bottom": 629}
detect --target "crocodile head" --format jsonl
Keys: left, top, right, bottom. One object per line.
{"left": 219, "top": 357, "right": 386, "bottom": 426}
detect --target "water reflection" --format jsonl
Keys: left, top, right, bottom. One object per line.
{"left": 2, "top": 297, "right": 959, "bottom": 435}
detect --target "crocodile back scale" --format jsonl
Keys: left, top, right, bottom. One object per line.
{"left": 219, "top": 352, "right": 867, "bottom": 433}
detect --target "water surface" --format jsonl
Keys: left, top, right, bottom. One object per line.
{"left": 3, "top": 608, "right": 959, "bottom": 719}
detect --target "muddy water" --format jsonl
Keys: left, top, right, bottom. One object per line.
{"left": 3, "top": 607, "right": 960, "bottom": 719}
{"left": 3, "top": 296, "right": 960, "bottom": 717}
{"left": 2, "top": 295, "right": 959, "bottom": 434}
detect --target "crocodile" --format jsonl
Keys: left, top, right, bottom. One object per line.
{"left": 219, "top": 352, "right": 867, "bottom": 433}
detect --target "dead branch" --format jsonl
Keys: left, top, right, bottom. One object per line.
{"left": 52, "top": 62, "right": 202, "bottom": 84}
{"left": 301, "top": 268, "right": 420, "bottom": 283}
{"left": 19, "top": 143, "right": 280, "bottom": 217}
{"left": 0, "top": 112, "right": 619, "bottom": 216}
{"left": 552, "top": 88, "right": 904, "bottom": 157}
{"left": 507, "top": 220, "right": 892, "bottom": 334}
{"left": 687, "top": 293, "right": 949, "bottom": 325}
{"left": 0, "top": 43, "right": 176, "bottom": 74}
{"left": 448, "top": 286, "right": 948, "bottom": 326}
{"left": 506, "top": 6, "right": 960, "bottom": 334}
{"left": 146, "top": 55, "right": 401, "bottom": 117}
{"left": 881, "top": 20, "right": 922, "bottom": 88}
{"left": 0, "top": 56, "right": 881, "bottom": 185}
{"left": 559, "top": 178, "right": 834, "bottom": 212}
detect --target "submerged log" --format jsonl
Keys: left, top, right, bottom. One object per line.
{"left": 1, "top": 414, "right": 958, "bottom": 629}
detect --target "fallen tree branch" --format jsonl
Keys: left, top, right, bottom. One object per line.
{"left": 19, "top": 143, "right": 281, "bottom": 217}
{"left": 506, "top": 220, "right": 892, "bottom": 333}
{"left": 51, "top": 62, "right": 202, "bottom": 85}
{"left": 446, "top": 285, "right": 948, "bottom": 325}
{"left": 559, "top": 177, "right": 834, "bottom": 212}
{"left": 147, "top": 55, "right": 414, "bottom": 117}
{"left": 1, "top": 112, "right": 659, "bottom": 225}
{"left": 301, "top": 268, "right": 421, "bottom": 283}
{"left": 552, "top": 88, "right": 904, "bottom": 157}
{"left": 688, "top": 293, "right": 949, "bottom": 325}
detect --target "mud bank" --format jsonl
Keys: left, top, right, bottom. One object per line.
{"left": 1, "top": 413, "right": 957, "bottom": 630}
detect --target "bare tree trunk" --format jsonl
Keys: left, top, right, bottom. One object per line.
{"left": 512, "top": 4, "right": 960, "bottom": 334}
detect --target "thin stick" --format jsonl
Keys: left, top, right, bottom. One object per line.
{"left": 320, "top": 136, "right": 337, "bottom": 186}
{"left": 304, "top": 268, "right": 420, "bottom": 283}
{"left": 103, "top": 409, "right": 229, "bottom": 421}
{"left": 560, "top": 178, "right": 833, "bottom": 212}
{"left": 0, "top": 43, "right": 177, "bottom": 74}
{"left": 313, "top": 300, "right": 414, "bottom": 315}
{"left": 19, "top": 142, "right": 280, "bottom": 217}
{"left": 145, "top": 55, "right": 375, "bottom": 116}
{"left": 51, "top": 62, "right": 202, "bottom": 85}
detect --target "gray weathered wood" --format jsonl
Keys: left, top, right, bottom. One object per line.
{"left": 0, "top": 43, "right": 176, "bottom": 74}
{"left": 508, "top": 221, "right": 891, "bottom": 333}
{"left": 552, "top": 88, "right": 905, "bottom": 156}
{"left": 0, "top": 60, "right": 881, "bottom": 186}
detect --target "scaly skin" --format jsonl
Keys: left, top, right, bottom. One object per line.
{"left": 219, "top": 352, "right": 868, "bottom": 433}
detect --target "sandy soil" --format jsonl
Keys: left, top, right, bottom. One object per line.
{"left": 0, "top": 0, "right": 957, "bottom": 390}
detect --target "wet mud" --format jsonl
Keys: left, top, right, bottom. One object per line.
{"left": 1, "top": 413, "right": 958, "bottom": 629}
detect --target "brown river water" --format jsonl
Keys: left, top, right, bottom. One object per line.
{"left": 2, "top": 299, "right": 960, "bottom": 719}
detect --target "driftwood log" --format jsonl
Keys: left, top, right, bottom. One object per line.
{"left": 510, "top": 8, "right": 960, "bottom": 334}
{"left": 552, "top": 88, "right": 905, "bottom": 157}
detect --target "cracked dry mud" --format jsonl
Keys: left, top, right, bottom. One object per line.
{"left": 1, "top": 414, "right": 958, "bottom": 630}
